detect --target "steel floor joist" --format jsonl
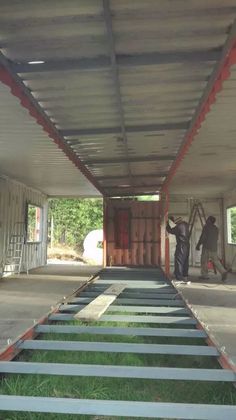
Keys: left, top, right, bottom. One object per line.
{"left": 59, "top": 303, "right": 190, "bottom": 314}
{"left": 35, "top": 324, "right": 207, "bottom": 338}
{"left": 0, "top": 362, "right": 234, "bottom": 381}
{"left": 19, "top": 340, "right": 219, "bottom": 356}
{"left": 1, "top": 395, "right": 236, "bottom": 419}
{"left": 78, "top": 291, "right": 179, "bottom": 299}
{"left": 0, "top": 266, "right": 235, "bottom": 419}
{"left": 49, "top": 313, "right": 196, "bottom": 324}
{"left": 69, "top": 297, "right": 185, "bottom": 306}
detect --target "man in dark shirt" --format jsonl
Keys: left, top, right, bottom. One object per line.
{"left": 166, "top": 216, "right": 190, "bottom": 282}
{"left": 196, "top": 216, "right": 227, "bottom": 282}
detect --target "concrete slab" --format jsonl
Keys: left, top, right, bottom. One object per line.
{"left": 0, "top": 264, "right": 100, "bottom": 352}
{"left": 174, "top": 268, "right": 236, "bottom": 368}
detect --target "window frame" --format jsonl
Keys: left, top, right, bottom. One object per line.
{"left": 25, "top": 202, "right": 43, "bottom": 244}
{"left": 226, "top": 205, "right": 236, "bottom": 245}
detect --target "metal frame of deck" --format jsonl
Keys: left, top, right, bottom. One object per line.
{"left": 0, "top": 267, "right": 235, "bottom": 419}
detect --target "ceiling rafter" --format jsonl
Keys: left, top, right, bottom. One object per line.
{"left": 84, "top": 155, "right": 175, "bottom": 165}
{"left": 106, "top": 190, "right": 160, "bottom": 198}
{"left": 96, "top": 173, "right": 168, "bottom": 181}
{"left": 61, "top": 122, "right": 188, "bottom": 137}
{"left": 105, "top": 184, "right": 162, "bottom": 190}
{"left": 11, "top": 50, "right": 220, "bottom": 73}
{"left": 102, "top": 0, "right": 132, "bottom": 188}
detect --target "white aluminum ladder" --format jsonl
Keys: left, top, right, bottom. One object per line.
{"left": 188, "top": 200, "right": 206, "bottom": 239}
{"left": 2, "top": 222, "right": 26, "bottom": 276}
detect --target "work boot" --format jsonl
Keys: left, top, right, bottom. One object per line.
{"left": 183, "top": 277, "right": 191, "bottom": 285}
{"left": 221, "top": 271, "right": 228, "bottom": 283}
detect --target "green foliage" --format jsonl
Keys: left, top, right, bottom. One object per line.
{"left": 137, "top": 194, "right": 159, "bottom": 201}
{"left": 48, "top": 198, "right": 103, "bottom": 249}
{"left": 230, "top": 207, "right": 236, "bottom": 243}
{"left": 27, "top": 205, "right": 41, "bottom": 242}
{"left": 27, "top": 205, "right": 37, "bottom": 242}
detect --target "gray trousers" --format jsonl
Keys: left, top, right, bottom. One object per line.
{"left": 201, "top": 247, "right": 226, "bottom": 277}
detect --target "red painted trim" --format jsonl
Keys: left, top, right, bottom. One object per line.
{"left": 179, "top": 291, "right": 236, "bottom": 373}
{"left": 0, "top": 66, "right": 104, "bottom": 195}
{"left": 0, "top": 314, "right": 48, "bottom": 361}
{"left": 0, "top": 277, "right": 94, "bottom": 361}
{"left": 162, "top": 40, "right": 236, "bottom": 192}
{"left": 196, "top": 324, "right": 236, "bottom": 372}
{"left": 164, "top": 192, "right": 170, "bottom": 276}
{"left": 158, "top": 200, "right": 161, "bottom": 266}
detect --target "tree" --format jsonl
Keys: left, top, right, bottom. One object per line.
{"left": 48, "top": 198, "right": 103, "bottom": 250}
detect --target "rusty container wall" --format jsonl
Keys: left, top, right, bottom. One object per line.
{"left": 104, "top": 199, "right": 160, "bottom": 267}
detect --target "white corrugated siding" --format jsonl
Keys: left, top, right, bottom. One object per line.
{"left": 0, "top": 176, "right": 48, "bottom": 273}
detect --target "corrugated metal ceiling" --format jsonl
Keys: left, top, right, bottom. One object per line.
{"left": 0, "top": 0, "right": 236, "bottom": 196}
{"left": 0, "top": 83, "right": 99, "bottom": 197}
{"left": 170, "top": 63, "right": 236, "bottom": 196}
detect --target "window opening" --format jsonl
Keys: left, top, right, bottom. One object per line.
{"left": 227, "top": 206, "right": 236, "bottom": 244}
{"left": 26, "top": 204, "right": 42, "bottom": 242}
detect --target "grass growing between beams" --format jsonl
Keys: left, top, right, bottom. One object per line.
{"left": 0, "top": 320, "right": 236, "bottom": 420}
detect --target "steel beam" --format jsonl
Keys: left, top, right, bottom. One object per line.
{"left": 75, "top": 280, "right": 171, "bottom": 286}
{"left": 97, "top": 173, "right": 168, "bottom": 181}
{"left": 1, "top": 395, "right": 236, "bottom": 419}
{"left": 61, "top": 122, "right": 188, "bottom": 137}
{"left": 100, "top": 315, "right": 196, "bottom": 324}
{"left": 0, "top": 362, "right": 234, "bottom": 381}
{"left": 104, "top": 184, "right": 162, "bottom": 190}
{"left": 70, "top": 298, "right": 184, "bottom": 307}
{"left": 107, "top": 190, "right": 160, "bottom": 197}
{"left": 87, "top": 285, "right": 174, "bottom": 292}
{"left": 78, "top": 291, "right": 180, "bottom": 299}
{"left": 19, "top": 340, "right": 218, "bottom": 356}
{"left": 1, "top": 396, "right": 236, "bottom": 419}
{"left": 84, "top": 155, "right": 175, "bottom": 165}
{"left": 35, "top": 325, "right": 207, "bottom": 338}
{"left": 49, "top": 314, "right": 196, "bottom": 324}
{"left": 12, "top": 49, "right": 220, "bottom": 73}
{"left": 102, "top": 0, "right": 132, "bottom": 184}
{"left": 94, "top": 280, "right": 170, "bottom": 286}
{"left": 59, "top": 304, "right": 189, "bottom": 315}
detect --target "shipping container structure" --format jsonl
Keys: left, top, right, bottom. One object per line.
{"left": 0, "top": 0, "right": 236, "bottom": 275}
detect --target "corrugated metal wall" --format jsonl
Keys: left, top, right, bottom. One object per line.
{"left": 0, "top": 176, "right": 48, "bottom": 273}
{"left": 105, "top": 199, "right": 160, "bottom": 266}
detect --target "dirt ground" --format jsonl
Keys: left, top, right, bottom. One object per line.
{"left": 47, "top": 245, "right": 85, "bottom": 262}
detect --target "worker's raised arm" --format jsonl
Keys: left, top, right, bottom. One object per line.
{"left": 166, "top": 221, "right": 178, "bottom": 235}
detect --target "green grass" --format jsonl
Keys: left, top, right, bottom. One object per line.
{"left": 0, "top": 320, "right": 236, "bottom": 419}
